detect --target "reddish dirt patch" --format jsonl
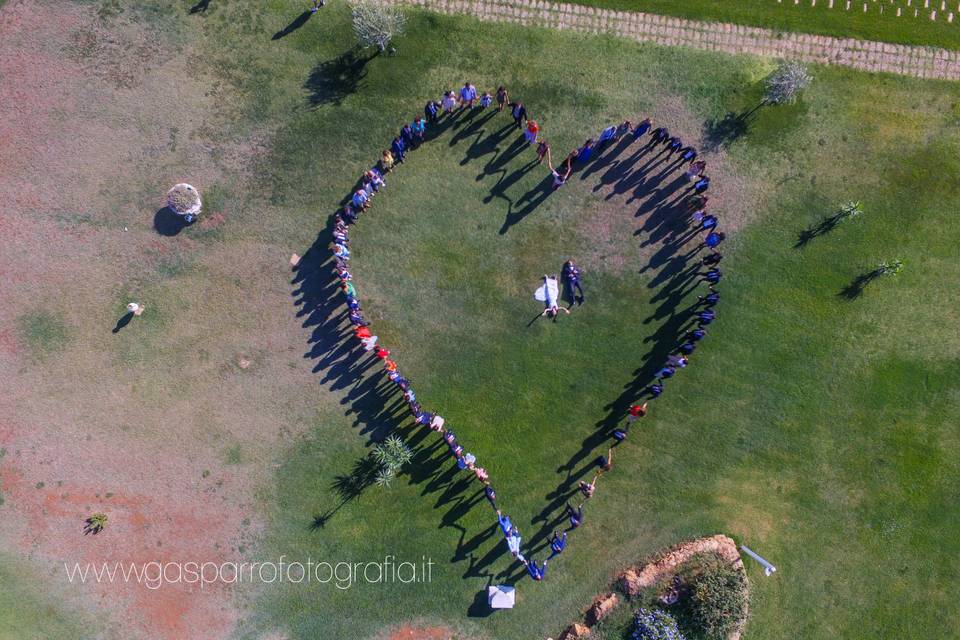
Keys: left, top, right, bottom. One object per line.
{"left": 0, "top": 418, "right": 246, "bottom": 640}
{"left": 384, "top": 624, "right": 460, "bottom": 640}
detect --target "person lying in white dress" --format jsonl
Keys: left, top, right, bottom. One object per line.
{"left": 534, "top": 275, "right": 570, "bottom": 318}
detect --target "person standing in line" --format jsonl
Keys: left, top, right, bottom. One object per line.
{"left": 566, "top": 502, "right": 584, "bottom": 529}
{"left": 496, "top": 86, "right": 509, "bottom": 112}
{"left": 633, "top": 117, "right": 652, "bottom": 139}
{"left": 536, "top": 139, "right": 551, "bottom": 165}
{"left": 526, "top": 557, "right": 547, "bottom": 581}
{"left": 548, "top": 531, "right": 567, "bottom": 559}
{"left": 391, "top": 135, "right": 406, "bottom": 163}
{"left": 459, "top": 81, "right": 477, "bottom": 108}
{"left": 627, "top": 402, "right": 648, "bottom": 423}
{"left": 579, "top": 472, "right": 599, "bottom": 499}
{"left": 525, "top": 119, "right": 540, "bottom": 145}
{"left": 509, "top": 101, "right": 527, "bottom": 129}
{"left": 599, "top": 447, "right": 613, "bottom": 472}
{"left": 424, "top": 99, "right": 440, "bottom": 124}
{"left": 484, "top": 485, "right": 497, "bottom": 510}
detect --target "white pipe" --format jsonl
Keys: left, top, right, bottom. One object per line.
{"left": 740, "top": 545, "right": 777, "bottom": 576}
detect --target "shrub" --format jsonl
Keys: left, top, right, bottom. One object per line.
{"left": 631, "top": 608, "right": 687, "bottom": 640}
{"left": 684, "top": 558, "right": 748, "bottom": 640}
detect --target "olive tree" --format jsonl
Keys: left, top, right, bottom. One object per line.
{"left": 351, "top": 0, "right": 406, "bottom": 53}
{"left": 765, "top": 60, "right": 812, "bottom": 105}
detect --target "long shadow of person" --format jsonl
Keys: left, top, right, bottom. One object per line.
{"left": 112, "top": 312, "right": 134, "bottom": 333}
{"left": 499, "top": 173, "right": 553, "bottom": 234}
{"left": 272, "top": 11, "right": 312, "bottom": 40}
{"left": 189, "top": 0, "right": 211, "bottom": 13}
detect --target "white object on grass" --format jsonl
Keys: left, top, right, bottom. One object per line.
{"left": 740, "top": 545, "right": 777, "bottom": 576}
{"left": 488, "top": 584, "right": 516, "bottom": 609}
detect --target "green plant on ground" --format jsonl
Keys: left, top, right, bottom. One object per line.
{"left": 84, "top": 513, "right": 108, "bottom": 534}
{"left": 371, "top": 435, "right": 413, "bottom": 486}
{"left": 876, "top": 259, "right": 904, "bottom": 276}
{"left": 837, "top": 200, "right": 864, "bottom": 222}
{"left": 669, "top": 554, "right": 748, "bottom": 640}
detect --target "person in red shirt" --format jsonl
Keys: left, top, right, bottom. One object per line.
{"left": 627, "top": 402, "right": 648, "bottom": 423}
{"left": 375, "top": 347, "right": 390, "bottom": 360}
{"left": 355, "top": 326, "right": 372, "bottom": 339}
{"left": 525, "top": 119, "right": 539, "bottom": 145}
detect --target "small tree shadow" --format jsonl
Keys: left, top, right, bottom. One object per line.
{"left": 304, "top": 48, "right": 374, "bottom": 107}
{"left": 702, "top": 102, "right": 765, "bottom": 152}
{"left": 838, "top": 268, "right": 882, "bottom": 300}
{"left": 795, "top": 211, "right": 845, "bottom": 248}
{"left": 153, "top": 207, "right": 190, "bottom": 236}
{"left": 272, "top": 11, "right": 312, "bottom": 41}
{"left": 189, "top": 0, "right": 211, "bottom": 14}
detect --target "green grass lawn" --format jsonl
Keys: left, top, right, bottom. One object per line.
{"left": 551, "top": 0, "right": 960, "bottom": 49}
{"left": 6, "top": 0, "right": 960, "bottom": 638}
{"left": 196, "top": 3, "right": 958, "bottom": 639}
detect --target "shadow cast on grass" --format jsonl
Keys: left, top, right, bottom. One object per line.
{"left": 702, "top": 101, "right": 765, "bottom": 152}
{"left": 272, "top": 11, "right": 312, "bottom": 40}
{"left": 304, "top": 48, "right": 374, "bottom": 107}
{"left": 838, "top": 268, "right": 883, "bottom": 300}
{"left": 153, "top": 207, "right": 191, "bottom": 236}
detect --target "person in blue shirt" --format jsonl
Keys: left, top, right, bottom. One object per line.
{"left": 667, "top": 136, "right": 682, "bottom": 155}
{"left": 457, "top": 452, "right": 476, "bottom": 469}
{"left": 705, "top": 231, "right": 725, "bottom": 249}
{"left": 694, "top": 176, "right": 710, "bottom": 193}
{"left": 651, "top": 127, "right": 669, "bottom": 145}
{"left": 484, "top": 485, "right": 497, "bottom": 510}
{"left": 391, "top": 135, "right": 406, "bottom": 162}
{"left": 649, "top": 381, "right": 664, "bottom": 396}
{"left": 578, "top": 139, "right": 595, "bottom": 163}
{"left": 400, "top": 123, "right": 415, "bottom": 148}
{"left": 681, "top": 146, "right": 697, "bottom": 163}
{"left": 548, "top": 531, "right": 567, "bottom": 559}
{"left": 701, "top": 214, "right": 718, "bottom": 230}
{"left": 679, "top": 341, "right": 696, "bottom": 355}
{"left": 424, "top": 100, "right": 440, "bottom": 123}
{"left": 496, "top": 510, "right": 513, "bottom": 537}
{"left": 459, "top": 82, "right": 477, "bottom": 108}
{"left": 633, "top": 118, "right": 652, "bottom": 138}
{"left": 687, "top": 328, "right": 707, "bottom": 342}
{"left": 566, "top": 502, "right": 584, "bottom": 529}
{"left": 658, "top": 365, "right": 676, "bottom": 379}
{"left": 597, "top": 125, "right": 617, "bottom": 149}
{"left": 526, "top": 557, "right": 547, "bottom": 581}
{"left": 698, "top": 309, "right": 716, "bottom": 324}
{"left": 704, "top": 267, "right": 722, "bottom": 284}
{"left": 699, "top": 290, "right": 720, "bottom": 306}
{"left": 411, "top": 117, "right": 426, "bottom": 143}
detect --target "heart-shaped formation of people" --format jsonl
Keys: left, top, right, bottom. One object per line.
{"left": 326, "top": 83, "right": 725, "bottom": 585}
